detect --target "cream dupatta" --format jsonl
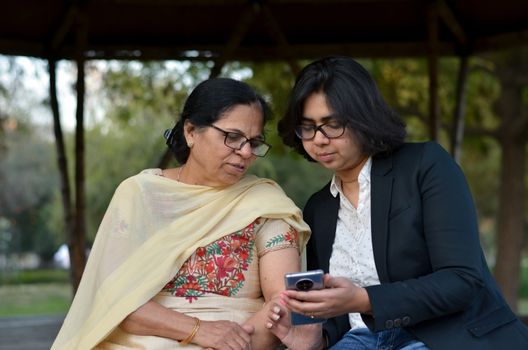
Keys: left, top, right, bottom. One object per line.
{"left": 52, "top": 169, "right": 310, "bottom": 350}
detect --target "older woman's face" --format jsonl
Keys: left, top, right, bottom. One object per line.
{"left": 301, "top": 92, "right": 367, "bottom": 179}
{"left": 184, "top": 103, "right": 264, "bottom": 187}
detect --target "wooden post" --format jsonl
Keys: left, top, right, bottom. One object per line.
{"left": 71, "top": 17, "right": 87, "bottom": 293}
{"left": 450, "top": 55, "right": 469, "bottom": 163}
{"left": 427, "top": 2, "right": 440, "bottom": 141}
{"left": 48, "top": 58, "right": 75, "bottom": 290}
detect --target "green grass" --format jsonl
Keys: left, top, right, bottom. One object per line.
{"left": 0, "top": 268, "right": 69, "bottom": 285}
{"left": 0, "top": 283, "right": 72, "bottom": 317}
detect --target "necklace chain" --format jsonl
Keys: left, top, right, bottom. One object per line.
{"left": 177, "top": 165, "right": 184, "bottom": 182}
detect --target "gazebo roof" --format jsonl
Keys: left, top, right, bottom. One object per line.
{"left": 1, "top": 0, "right": 527, "bottom": 62}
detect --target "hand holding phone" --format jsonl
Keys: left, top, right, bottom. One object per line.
{"left": 284, "top": 269, "right": 326, "bottom": 325}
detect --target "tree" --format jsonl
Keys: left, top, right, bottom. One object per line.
{"left": 371, "top": 54, "right": 528, "bottom": 310}
{"left": 0, "top": 57, "right": 61, "bottom": 264}
{"left": 489, "top": 48, "right": 528, "bottom": 310}
{"left": 0, "top": 122, "right": 59, "bottom": 261}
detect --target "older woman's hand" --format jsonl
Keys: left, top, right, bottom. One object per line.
{"left": 265, "top": 303, "right": 324, "bottom": 350}
{"left": 195, "top": 320, "right": 254, "bottom": 350}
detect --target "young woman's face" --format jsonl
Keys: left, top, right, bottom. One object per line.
{"left": 184, "top": 103, "right": 264, "bottom": 187}
{"left": 301, "top": 92, "right": 368, "bottom": 179}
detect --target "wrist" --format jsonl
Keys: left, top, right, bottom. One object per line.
{"left": 359, "top": 287, "right": 372, "bottom": 314}
{"left": 179, "top": 317, "right": 200, "bottom": 346}
{"left": 311, "top": 331, "right": 328, "bottom": 350}
{"left": 321, "top": 333, "right": 329, "bottom": 349}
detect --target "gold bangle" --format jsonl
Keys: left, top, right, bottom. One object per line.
{"left": 180, "top": 317, "right": 200, "bottom": 346}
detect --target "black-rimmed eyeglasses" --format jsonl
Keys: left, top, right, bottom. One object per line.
{"left": 294, "top": 122, "right": 346, "bottom": 140}
{"left": 209, "top": 124, "right": 271, "bottom": 157}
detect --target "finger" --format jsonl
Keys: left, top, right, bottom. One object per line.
{"left": 236, "top": 325, "right": 253, "bottom": 345}
{"left": 232, "top": 332, "right": 251, "bottom": 349}
{"left": 266, "top": 305, "right": 282, "bottom": 326}
{"left": 283, "top": 289, "right": 323, "bottom": 302}
{"left": 323, "top": 273, "right": 332, "bottom": 286}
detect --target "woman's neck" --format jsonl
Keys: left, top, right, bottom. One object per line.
{"left": 336, "top": 156, "right": 369, "bottom": 184}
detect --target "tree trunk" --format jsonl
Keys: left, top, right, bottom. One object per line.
{"left": 492, "top": 48, "right": 528, "bottom": 311}
{"left": 70, "top": 56, "right": 87, "bottom": 294}
{"left": 450, "top": 55, "right": 469, "bottom": 163}
{"left": 48, "top": 58, "right": 76, "bottom": 290}
{"left": 427, "top": 2, "right": 440, "bottom": 141}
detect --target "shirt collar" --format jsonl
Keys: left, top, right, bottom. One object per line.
{"left": 329, "top": 156, "right": 372, "bottom": 198}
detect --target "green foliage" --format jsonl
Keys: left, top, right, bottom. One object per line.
{"left": 84, "top": 122, "right": 168, "bottom": 240}
{"left": 521, "top": 259, "right": 528, "bottom": 298}
{"left": 368, "top": 59, "right": 430, "bottom": 141}
{"left": 0, "top": 268, "right": 69, "bottom": 285}
{"left": 81, "top": 60, "right": 210, "bottom": 240}
{"left": 249, "top": 153, "right": 331, "bottom": 209}
{"left": 0, "top": 123, "right": 60, "bottom": 258}
{"left": 363, "top": 57, "right": 520, "bottom": 264}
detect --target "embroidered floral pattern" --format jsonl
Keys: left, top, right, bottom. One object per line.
{"left": 265, "top": 227, "right": 299, "bottom": 249}
{"left": 162, "top": 220, "right": 259, "bottom": 302}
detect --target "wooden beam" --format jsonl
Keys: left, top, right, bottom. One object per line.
{"left": 44, "top": 41, "right": 457, "bottom": 61}
{"left": 0, "top": 38, "right": 45, "bottom": 57}
{"left": 49, "top": 4, "right": 79, "bottom": 51}
{"left": 474, "top": 30, "right": 528, "bottom": 53}
{"left": 209, "top": 2, "right": 259, "bottom": 78}
{"left": 436, "top": 0, "right": 467, "bottom": 46}
{"left": 261, "top": 3, "right": 300, "bottom": 76}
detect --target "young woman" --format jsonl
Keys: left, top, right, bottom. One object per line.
{"left": 266, "top": 56, "right": 528, "bottom": 350}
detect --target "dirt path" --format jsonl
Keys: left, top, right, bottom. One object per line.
{"left": 0, "top": 314, "right": 64, "bottom": 350}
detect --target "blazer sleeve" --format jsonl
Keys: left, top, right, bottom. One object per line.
{"left": 363, "top": 142, "right": 486, "bottom": 331}
{"left": 304, "top": 186, "right": 351, "bottom": 346}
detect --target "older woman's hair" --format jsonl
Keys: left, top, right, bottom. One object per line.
{"left": 278, "top": 56, "right": 406, "bottom": 161}
{"left": 166, "top": 77, "right": 270, "bottom": 164}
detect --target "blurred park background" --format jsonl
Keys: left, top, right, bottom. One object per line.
{"left": 2, "top": 51, "right": 528, "bottom": 317}
{"left": 0, "top": 2, "right": 527, "bottom": 347}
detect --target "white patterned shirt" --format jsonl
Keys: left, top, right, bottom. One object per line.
{"left": 328, "top": 157, "right": 380, "bottom": 330}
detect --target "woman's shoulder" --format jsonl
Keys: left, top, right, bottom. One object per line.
{"left": 304, "top": 181, "right": 334, "bottom": 211}
{"left": 113, "top": 168, "right": 163, "bottom": 194}
{"left": 392, "top": 141, "right": 447, "bottom": 156}
{"left": 388, "top": 141, "right": 453, "bottom": 165}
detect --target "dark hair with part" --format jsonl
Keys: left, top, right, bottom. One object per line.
{"left": 166, "top": 77, "right": 270, "bottom": 164}
{"left": 278, "top": 56, "right": 406, "bottom": 161}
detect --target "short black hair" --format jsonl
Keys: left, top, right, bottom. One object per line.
{"left": 278, "top": 56, "right": 406, "bottom": 161}
{"left": 166, "top": 77, "right": 270, "bottom": 164}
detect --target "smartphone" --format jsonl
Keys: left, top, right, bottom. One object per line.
{"left": 284, "top": 269, "right": 326, "bottom": 325}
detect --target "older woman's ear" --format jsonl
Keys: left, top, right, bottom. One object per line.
{"left": 183, "top": 120, "right": 196, "bottom": 148}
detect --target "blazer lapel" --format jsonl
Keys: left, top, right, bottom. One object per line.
{"left": 370, "top": 155, "right": 394, "bottom": 283}
{"left": 316, "top": 187, "right": 339, "bottom": 273}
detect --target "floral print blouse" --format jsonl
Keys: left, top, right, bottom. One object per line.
{"left": 162, "top": 218, "right": 299, "bottom": 303}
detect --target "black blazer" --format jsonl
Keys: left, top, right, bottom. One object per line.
{"left": 304, "top": 142, "right": 528, "bottom": 349}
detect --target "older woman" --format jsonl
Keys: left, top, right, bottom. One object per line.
{"left": 52, "top": 78, "right": 310, "bottom": 350}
